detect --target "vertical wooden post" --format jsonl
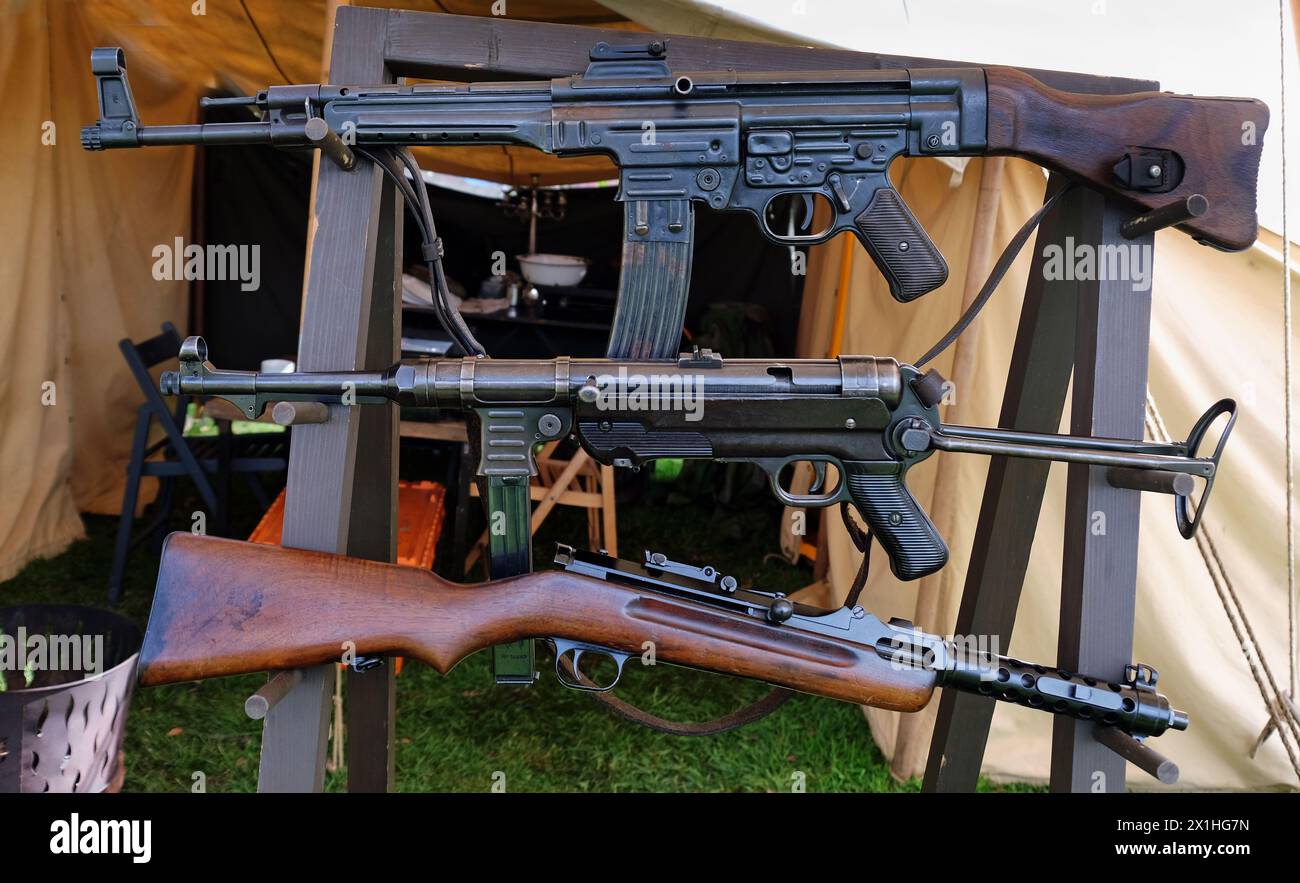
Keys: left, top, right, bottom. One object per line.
{"left": 257, "top": 6, "right": 397, "bottom": 793}
{"left": 1052, "top": 195, "right": 1154, "bottom": 792}
{"left": 343, "top": 169, "right": 401, "bottom": 792}
{"left": 923, "top": 182, "right": 1156, "bottom": 792}
{"left": 923, "top": 178, "right": 1083, "bottom": 791}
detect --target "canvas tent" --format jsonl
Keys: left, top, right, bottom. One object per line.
{"left": 1, "top": 0, "right": 1296, "bottom": 790}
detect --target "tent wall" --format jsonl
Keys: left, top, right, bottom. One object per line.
{"left": 1, "top": 0, "right": 198, "bottom": 579}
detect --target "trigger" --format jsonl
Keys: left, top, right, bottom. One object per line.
{"left": 797, "top": 193, "right": 814, "bottom": 232}
{"left": 810, "top": 461, "right": 827, "bottom": 493}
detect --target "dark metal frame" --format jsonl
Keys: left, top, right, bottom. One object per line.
{"left": 259, "top": 6, "right": 1168, "bottom": 792}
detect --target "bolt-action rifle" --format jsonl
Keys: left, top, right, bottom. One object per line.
{"left": 140, "top": 532, "right": 1189, "bottom": 740}
{"left": 163, "top": 337, "right": 1235, "bottom": 581}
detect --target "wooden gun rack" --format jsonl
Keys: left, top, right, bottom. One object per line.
{"left": 259, "top": 6, "right": 1182, "bottom": 793}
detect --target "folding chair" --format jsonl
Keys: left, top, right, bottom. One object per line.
{"left": 108, "top": 322, "right": 288, "bottom": 603}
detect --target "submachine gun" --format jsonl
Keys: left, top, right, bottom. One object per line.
{"left": 141, "top": 533, "right": 1190, "bottom": 740}
{"left": 162, "top": 337, "right": 1235, "bottom": 582}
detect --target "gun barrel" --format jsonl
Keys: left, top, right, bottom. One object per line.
{"left": 139, "top": 122, "right": 275, "bottom": 146}
{"left": 940, "top": 652, "right": 1188, "bottom": 738}
{"left": 161, "top": 364, "right": 398, "bottom": 418}
{"left": 164, "top": 340, "right": 906, "bottom": 418}
{"left": 881, "top": 628, "right": 1188, "bottom": 737}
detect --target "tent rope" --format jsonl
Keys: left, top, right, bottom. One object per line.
{"left": 1279, "top": 0, "right": 1298, "bottom": 698}
{"left": 239, "top": 0, "right": 291, "bottom": 84}
{"left": 1145, "top": 396, "right": 1300, "bottom": 784}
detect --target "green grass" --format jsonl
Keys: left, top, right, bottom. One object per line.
{"left": 0, "top": 474, "right": 1036, "bottom": 792}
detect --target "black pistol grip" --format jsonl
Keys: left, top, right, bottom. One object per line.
{"left": 844, "top": 463, "right": 949, "bottom": 581}
{"left": 853, "top": 187, "right": 948, "bottom": 303}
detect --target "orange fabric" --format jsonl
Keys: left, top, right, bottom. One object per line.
{"left": 249, "top": 480, "right": 446, "bottom": 569}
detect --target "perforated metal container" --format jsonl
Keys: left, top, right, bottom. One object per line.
{"left": 0, "top": 605, "right": 141, "bottom": 792}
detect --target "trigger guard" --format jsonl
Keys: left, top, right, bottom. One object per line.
{"left": 552, "top": 639, "right": 627, "bottom": 693}
{"left": 758, "top": 192, "right": 836, "bottom": 244}
{"left": 765, "top": 460, "right": 845, "bottom": 508}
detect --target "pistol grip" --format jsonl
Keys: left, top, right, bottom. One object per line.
{"left": 853, "top": 187, "right": 948, "bottom": 302}
{"left": 844, "top": 463, "right": 948, "bottom": 581}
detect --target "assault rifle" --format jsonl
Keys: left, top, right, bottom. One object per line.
{"left": 140, "top": 532, "right": 1189, "bottom": 739}
{"left": 162, "top": 337, "right": 1235, "bottom": 581}
{"left": 82, "top": 45, "right": 1266, "bottom": 353}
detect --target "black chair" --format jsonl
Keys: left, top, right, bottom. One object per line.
{"left": 108, "top": 322, "right": 288, "bottom": 603}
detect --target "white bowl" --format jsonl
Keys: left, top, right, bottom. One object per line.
{"left": 517, "top": 253, "right": 589, "bottom": 287}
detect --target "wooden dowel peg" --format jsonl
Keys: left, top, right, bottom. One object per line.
{"left": 273, "top": 401, "right": 330, "bottom": 426}
{"left": 245, "top": 669, "right": 305, "bottom": 720}
{"left": 1106, "top": 466, "right": 1194, "bottom": 496}
{"left": 1094, "top": 726, "right": 1179, "bottom": 784}
{"left": 304, "top": 117, "right": 357, "bottom": 171}
{"left": 1121, "top": 193, "right": 1208, "bottom": 239}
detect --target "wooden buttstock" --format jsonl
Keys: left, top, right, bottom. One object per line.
{"left": 986, "top": 67, "right": 1268, "bottom": 250}
{"left": 141, "top": 533, "right": 935, "bottom": 713}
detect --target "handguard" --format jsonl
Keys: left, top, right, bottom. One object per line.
{"left": 555, "top": 544, "right": 1188, "bottom": 739}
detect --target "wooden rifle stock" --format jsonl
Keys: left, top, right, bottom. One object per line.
{"left": 986, "top": 67, "right": 1268, "bottom": 250}
{"left": 141, "top": 533, "right": 936, "bottom": 713}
